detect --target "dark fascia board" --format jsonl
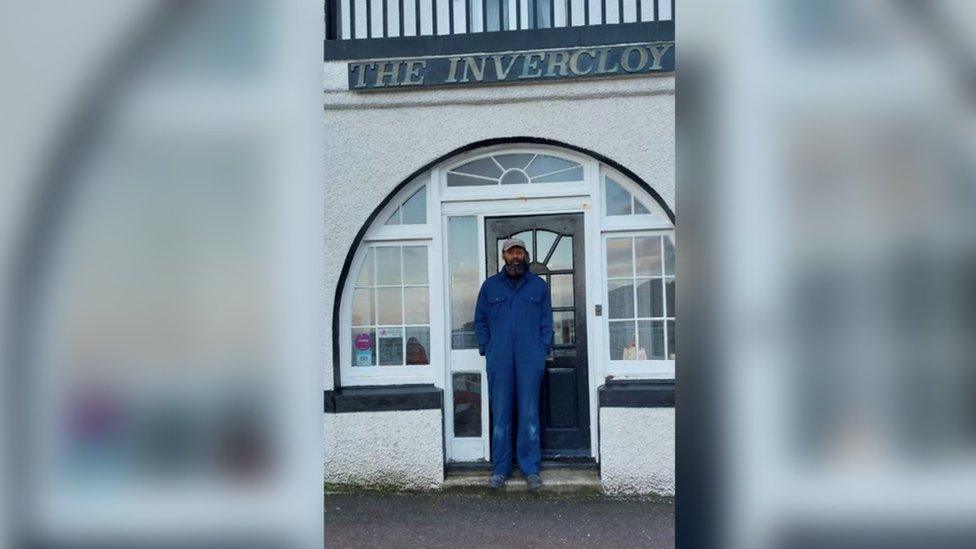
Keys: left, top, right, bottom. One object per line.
{"left": 324, "top": 21, "right": 674, "bottom": 61}
{"left": 598, "top": 380, "right": 675, "bottom": 408}
{"left": 325, "top": 384, "right": 443, "bottom": 413}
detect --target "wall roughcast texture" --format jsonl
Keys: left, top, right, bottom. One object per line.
{"left": 599, "top": 407, "right": 675, "bottom": 496}
{"left": 325, "top": 409, "right": 444, "bottom": 489}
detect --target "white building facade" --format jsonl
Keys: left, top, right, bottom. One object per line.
{"left": 324, "top": 0, "right": 675, "bottom": 496}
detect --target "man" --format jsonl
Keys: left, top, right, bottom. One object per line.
{"left": 474, "top": 237, "right": 553, "bottom": 491}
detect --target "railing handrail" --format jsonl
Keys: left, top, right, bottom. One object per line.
{"left": 324, "top": 0, "right": 674, "bottom": 61}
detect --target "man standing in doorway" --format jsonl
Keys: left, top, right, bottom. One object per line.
{"left": 474, "top": 238, "right": 553, "bottom": 491}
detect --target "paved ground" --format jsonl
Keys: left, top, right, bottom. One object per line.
{"left": 325, "top": 491, "right": 674, "bottom": 548}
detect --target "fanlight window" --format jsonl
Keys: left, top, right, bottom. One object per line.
{"left": 605, "top": 176, "right": 651, "bottom": 216}
{"left": 447, "top": 154, "right": 583, "bottom": 187}
{"left": 385, "top": 185, "right": 427, "bottom": 225}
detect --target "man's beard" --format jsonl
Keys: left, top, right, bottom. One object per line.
{"left": 505, "top": 259, "right": 526, "bottom": 277}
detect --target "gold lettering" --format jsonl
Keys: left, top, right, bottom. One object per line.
{"left": 519, "top": 52, "right": 546, "bottom": 79}
{"left": 402, "top": 59, "right": 427, "bottom": 85}
{"left": 569, "top": 49, "right": 596, "bottom": 75}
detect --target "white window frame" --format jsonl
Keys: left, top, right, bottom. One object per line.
{"left": 600, "top": 167, "right": 673, "bottom": 232}
{"left": 599, "top": 229, "right": 676, "bottom": 380}
{"left": 365, "top": 174, "right": 433, "bottom": 241}
{"left": 440, "top": 145, "right": 590, "bottom": 203}
{"left": 338, "top": 176, "right": 444, "bottom": 387}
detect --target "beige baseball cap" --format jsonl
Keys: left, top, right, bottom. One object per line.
{"left": 501, "top": 237, "right": 527, "bottom": 253}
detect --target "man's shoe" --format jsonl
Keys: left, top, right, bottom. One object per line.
{"left": 489, "top": 474, "right": 507, "bottom": 489}
{"left": 526, "top": 474, "right": 543, "bottom": 491}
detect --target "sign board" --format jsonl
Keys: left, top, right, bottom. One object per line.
{"left": 348, "top": 42, "right": 674, "bottom": 91}
{"left": 354, "top": 332, "right": 373, "bottom": 366}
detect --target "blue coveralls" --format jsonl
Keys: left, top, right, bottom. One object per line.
{"left": 474, "top": 267, "right": 553, "bottom": 477}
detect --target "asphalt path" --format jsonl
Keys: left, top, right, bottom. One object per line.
{"left": 325, "top": 491, "right": 674, "bottom": 548}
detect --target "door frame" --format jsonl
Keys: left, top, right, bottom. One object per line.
{"left": 441, "top": 193, "right": 603, "bottom": 463}
{"left": 484, "top": 212, "right": 590, "bottom": 458}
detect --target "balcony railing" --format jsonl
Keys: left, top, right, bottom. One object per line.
{"left": 325, "top": 0, "right": 674, "bottom": 60}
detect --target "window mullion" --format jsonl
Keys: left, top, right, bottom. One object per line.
{"left": 631, "top": 236, "right": 638, "bottom": 360}
{"left": 661, "top": 235, "right": 668, "bottom": 359}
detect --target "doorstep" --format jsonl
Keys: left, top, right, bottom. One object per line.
{"left": 442, "top": 467, "right": 603, "bottom": 494}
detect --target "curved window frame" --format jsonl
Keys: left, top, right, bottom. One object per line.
{"left": 337, "top": 146, "right": 674, "bottom": 388}
{"left": 338, "top": 174, "right": 443, "bottom": 387}
{"left": 440, "top": 146, "right": 590, "bottom": 203}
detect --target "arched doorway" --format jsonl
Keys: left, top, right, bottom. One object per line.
{"left": 336, "top": 141, "right": 675, "bottom": 463}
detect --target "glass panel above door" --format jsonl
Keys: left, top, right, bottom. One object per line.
{"left": 447, "top": 154, "right": 582, "bottom": 186}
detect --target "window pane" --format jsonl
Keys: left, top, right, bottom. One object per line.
{"left": 525, "top": 154, "right": 578, "bottom": 178}
{"left": 550, "top": 274, "right": 573, "bottom": 307}
{"left": 609, "top": 321, "right": 636, "bottom": 361}
{"left": 453, "top": 372, "right": 482, "bottom": 437}
{"left": 532, "top": 166, "right": 583, "bottom": 183}
{"left": 385, "top": 207, "right": 401, "bottom": 225}
{"left": 553, "top": 311, "right": 575, "bottom": 345}
{"left": 638, "top": 320, "right": 665, "bottom": 359}
{"left": 635, "top": 236, "right": 662, "bottom": 276}
{"left": 447, "top": 172, "right": 494, "bottom": 187}
{"left": 356, "top": 248, "right": 374, "bottom": 286}
{"left": 666, "top": 277, "right": 675, "bottom": 317}
{"left": 500, "top": 170, "right": 530, "bottom": 185}
{"left": 605, "top": 176, "right": 632, "bottom": 216}
{"left": 667, "top": 319, "right": 675, "bottom": 360}
{"left": 495, "top": 153, "right": 535, "bottom": 170}
{"left": 636, "top": 278, "right": 664, "bottom": 318}
{"left": 401, "top": 186, "right": 427, "bottom": 224}
{"left": 402, "top": 246, "right": 428, "bottom": 284}
{"left": 404, "top": 287, "right": 429, "bottom": 324}
{"left": 351, "top": 288, "right": 374, "bottom": 326}
{"left": 453, "top": 157, "right": 503, "bottom": 178}
{"left": 351, "top": 328, "right": 375, "bottom": 367}
{"left": 608, "top": 280, "right": 635, "bottom": 319}
{"left": 405, "top": 327, "right": 430, "bottom": 365}
{"left": 537, "top": 230, "right": 558, "bottom": 262}
{"left": 376, "top": 247, "right": 401, "bottom": 285}
{"left": 606, "top": 238, "right": 633, "bottom": 278}
{"left": 664, "top": 234, "right": 675, "bottom": 275}
{"left": 449, "top": 217, "right": 479, "bottom": 349}
{"left": 634, "top": 200, "right": 650, "bottom": 214}
{"left": 549, "top": 236, "right": 572, "bottom": 270}
{"left": 377, "top": 328, "right": 403, "bottom": 365}
{"left": 376, "top": 287, "right": 402, "bottom": 325}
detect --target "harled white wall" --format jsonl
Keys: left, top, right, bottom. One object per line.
{"left": 324, "top": 409, "right": 444, "bottom": 489}
{"left": 599, "top": 407, "right": 675, "bottom": 496}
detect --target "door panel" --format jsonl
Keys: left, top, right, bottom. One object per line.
{"left": 485, "top": 213, "right": 590, "bottom": 457}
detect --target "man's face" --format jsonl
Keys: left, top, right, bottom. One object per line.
{"left": 503, "top": 246, "right": 527, "bottom": 276}
{"left": 503, "top": 246, "right": 526, "bottom": 264}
